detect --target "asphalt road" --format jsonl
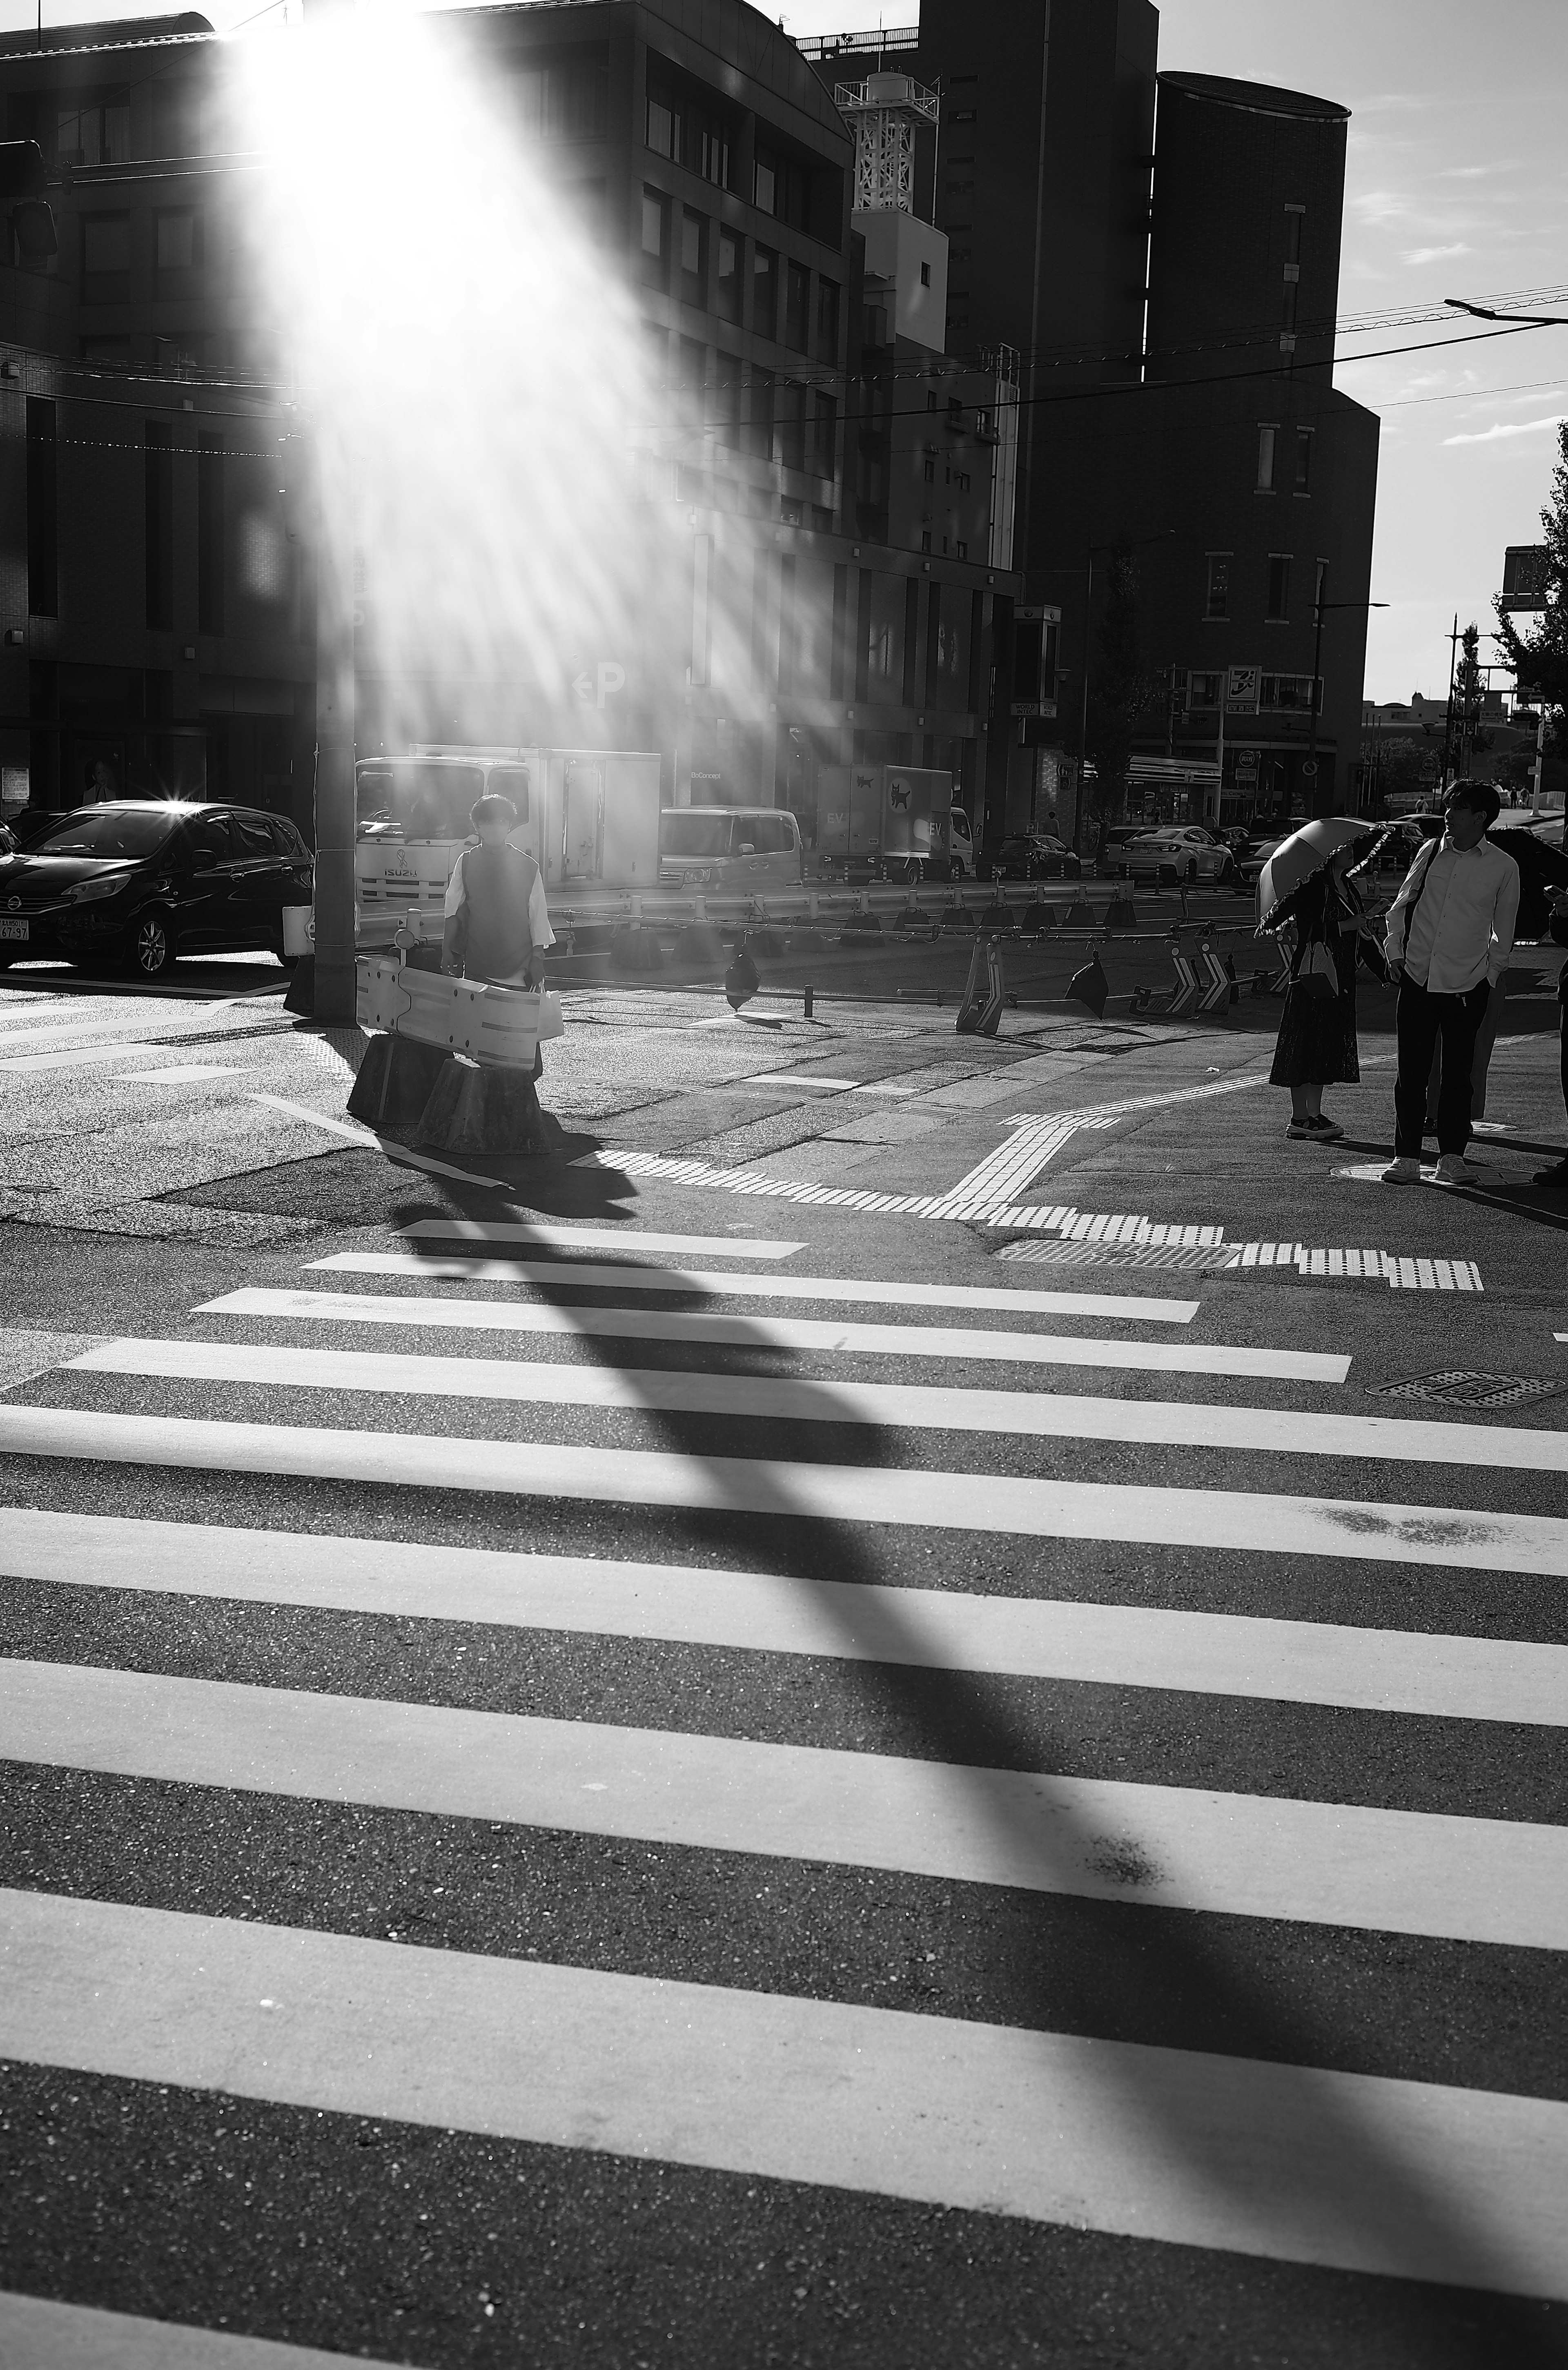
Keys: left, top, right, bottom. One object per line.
{"left": 1, "top": 947, "right": 1566, "bottom": 2370}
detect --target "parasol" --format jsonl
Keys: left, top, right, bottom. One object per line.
{"left": 1256, "top": 816, "right": 1388, "bottom": 928}
{"left": 1488, "top": 826, "right": 1568, "bottom": 940}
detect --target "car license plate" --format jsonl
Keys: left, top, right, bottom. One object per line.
{"left": 0, "top": 917, "right": 28, "bottom": 940}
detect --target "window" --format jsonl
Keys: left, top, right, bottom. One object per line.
{"left": 55, "top": 98, "right": 129, "bottom": 168}
{"left": 1281, "top": 278, "right": 1298, "bottom": 332}
{"left": 1314, "top": 558, "right": 1328, "bottom": 613}
{"left": 699, "top": 124, "right": 730, "bottom": 187}
{"left": 713, "top": 350, "right": 742, "bottom": 445}
{"left": 155, "top": 209, "right": 202, "bottom": 273}
{"left": 816, "top": 275, "right": 840, "bottom": 357}
{"left": 1185, "top": 670, "right": 1221, "bottom": 709}
{"left": 512, "top": 53, "right": 609, "bottom": 142}
{"left": 182, "top": 814, "right": 232, "bottom": 866}
{"left": 1285, "top": 205, "right": 1304, "bottom": 266}
{"left": 926, "top": 392, "right": 937, "bottom": 412}
{"left": 1259, "top": 673, "right": 1319, "bottom": 713}
{"left": 956, "top": 540, "right": 968, "bottom": 560}
{"left": 715, "top": 228, "right": 742, "bottom": 322}
{"left": 778, "top": 379, "right": 807, "bottom": 472}
{"left": 639, "top": 187, "right": 669, "bottom": 290}
{"left": 234, "top": 812, "right": 276, "bottom": 857}
{"left": 920, "top": 531, "right": 932, "bottom": 553}
{"left": 1295, "top": 429, "right": 1313, "bottom": 492}
{"left": 1256, "top": 424, "right": 1276, "bottom": 490}
{"left": 82, "top": 212, "right": 131, "bottom": 280}
{"left": 753, "top": 154, "right": 776, "bottom": 215}
{"left": 1266, "top": 555, "right": 1291, "bottom": 623}
{"left": 145, "top": 423, "right": 174, "bottom": 631}
{"left": 680, "top": 209, "right": 706, "bottom": 307}
{"left": 784, "top": 258, "right": 809, "bottom": 353}
{"left": 812, "top": 390, "right": 837, "bottom": 478}
{"left": 749, "top": 364, "right": 775, "bottom": 461}
{"left": 753, "top": 139, "right": 822, "bottom": 236}
{"left": 751, "top": 245, "right": 777, "bottom": 339}
{"left": 1205, "top": 554, "right": 1230, "bottom": 621}
{"left": 646, "top": 81, "right": 681, "bottom": 162}
{"left": 923, "top": 457, "right": 935, "bottom": 483}
{"left": 920, "top": 260, "right": 931, "bottom": 287}
{"left": 198, "top": 434, "right": 224, "bottom": 637}
{"left": 26, "top": 398, "right": 56, "bottom": 619}
{"left": 678, "top": 336, "right": 706, "bottom": 417}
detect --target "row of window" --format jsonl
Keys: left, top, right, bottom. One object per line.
{"left": 26, "top": 395, "right": 235, "bottom": 636}
{"left": 645, "top": 61, "right": 836, "bottom": 239}
{"left": 80, "top": 207, "right": 203, "bottom": 284}
{"left": 1181, "top": 670, "right": 1322, "bottom": 715}
{"left": 640, "top": 189, "right": 840, "bottom": 355}
{"left": 1205, "top": 551, "right": 1326, "bottom": 625}
{"left": 646, "top": 330, "right": 839, "bottom": 478}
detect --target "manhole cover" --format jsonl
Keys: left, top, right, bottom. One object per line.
{"left": 1372, "top": 1370, "right": 1566, "bottom": 1411}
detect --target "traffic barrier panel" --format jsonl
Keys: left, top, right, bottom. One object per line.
{"left": 1065, "top": 897, "right": 1096, "bottom": 927}
{"left": 956, "top": 936, "right": 1005, "bottom": 1035}
{"left": 1020, "top": 901, "right": 1057, "bottom": 937}
{"left": 1105, "top": 895, "right": 1138, "bottom": 928}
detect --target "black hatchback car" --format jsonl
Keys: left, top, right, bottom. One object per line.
{"left": 995, "top": 832, "right": 1083, "bottom": 882}
{"left": 0, "top": 801, "right": 314, "bottom": 980}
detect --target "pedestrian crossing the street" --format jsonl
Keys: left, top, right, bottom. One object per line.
{"left": 1, "top": 1218, "right": 1565, "bottom": 2357}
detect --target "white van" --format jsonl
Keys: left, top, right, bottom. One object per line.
{"left": 659, "top": 806, "right": 805, "bottom": 894}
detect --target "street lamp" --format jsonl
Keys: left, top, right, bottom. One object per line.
{"left": 1306, "top": 568, "right": 1388, "bottom": 816}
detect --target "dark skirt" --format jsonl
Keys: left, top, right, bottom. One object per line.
{"left": 1270, "top": 971, "right": 1359, "bottom": 1087}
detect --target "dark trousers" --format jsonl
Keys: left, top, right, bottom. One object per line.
{"left": 1394, "top": 975, "right": 1490, "bottom": 1156}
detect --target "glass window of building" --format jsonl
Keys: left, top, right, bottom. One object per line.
{"left": 715, "top": 229, "right": 742, "bottom": 322}
{"left": 1295, "top": 429, "right": 1313, "bottom": 492}
{"left": 82, "top": 214, "right": 131, "bottom": 276}
{"left": 749, "top": 365, "right": 775, "bottom": 462}
{"left": 1205, "top": 555, "right": 1230, "bottom": 620}
{"left": 640, "top": 188, "right": 670, "bottom": 290}
{"left": 1256, "top": 424, "right": 1276, "bottom": 490}
{"left": 646, "top": 78, "right": 681, "bottom": 162}
{"left": 680, "top": 209, "right": 706, "bottom": 307}
{"left": 751, "top": 245, "right": 777, "bottom": 339}
{"left": 155, "top": 209, "right": 202, "bottom": 273}
{"left": 784, "top": 259, "right": 810, "bottom": 352}
{"left": 754, "top": 152, "right": 776, "bottom": 215}
{"left": 55, "top": 98, "right": 129, "bottom": 168}
{"left": 1266, "top": 555, "right": 1292, "bottom": 623}
{"left": 812, "top": 391, "right": 837, "bottom": 478}
{"left": 713, "top": 350, "right": 742, "bottom": 445}
{"left": 816, "top": 276, "right": 840, "bottom": 357}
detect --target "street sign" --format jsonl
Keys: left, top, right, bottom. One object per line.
{"left": 1501, "top": 546, "right": 1550, "bottom": 611}
{"left": 1301, "top": 758, "right": 1319, "bottom": 781}
{"left": 1225, "top": 665, "right": 1261, "bottom": 715}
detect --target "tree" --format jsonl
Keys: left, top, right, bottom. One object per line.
{"left": 1452, "top": 621, "right": 1491, "bottom": 771}
{"left": 1083, "top": 543, "right": 1164, "bottom": 849}
{"left": 1494, "top": 419, "right": 1568, "bottom": 741}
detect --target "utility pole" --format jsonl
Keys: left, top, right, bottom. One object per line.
{"left": 310, "top": 422, "right": 358, "bottom": 1025}
{"left": 1439, "top": 613, "right": 1459, "bottom": 789}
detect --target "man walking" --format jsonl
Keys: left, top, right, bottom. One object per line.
{"left": 1532, "top": 886, "right": 1568, "bottom": 1189}
{"left": 1381, "top": 779, "right": 1519, "bottom": 1186}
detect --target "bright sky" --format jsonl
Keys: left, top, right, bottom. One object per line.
{"left": 16, "top": 0, "right": 1567, "bottom": 702}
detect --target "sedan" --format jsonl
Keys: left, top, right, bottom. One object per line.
{"left": 995, "top": 833, "right": 1082, "bottom": 881}
{"left": 0, "top": 800, "right": 314, "bottom": 981}
{"left": 1125, "top": 827, "right": 1236, "bottom": 884}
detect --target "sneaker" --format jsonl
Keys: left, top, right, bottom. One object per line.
{"left": 1379, "top": 1156, "right": 1421, "bottom": 1183}
{"left": 1286, "top": 1115, "right": 1343, "bottom": 1141}
{"left": 1311, "top": 1114, "right": 1344, "bottom": 1141}
{"left": 1532, "top": 1156, "right": 1568, "bottom": 1187}
{"left": 1433, "top": 1153, "right": 1479, "bottom": 1186}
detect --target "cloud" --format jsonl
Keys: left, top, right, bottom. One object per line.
{"left": 1443, "top": 414, "right": 1564, "bottom": 447}
{"left": 1403, "top": 243, "right": 1473, "bottom": 265}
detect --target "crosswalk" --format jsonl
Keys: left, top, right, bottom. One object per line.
{"left": 2, "top": 1212, "right": 1566, "bottom": 2354}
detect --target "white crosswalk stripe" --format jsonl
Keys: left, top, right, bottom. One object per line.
{"left": 201, "top": 1287, "right": 1346, "bottom": 1379}
{"left": 1, "top": 1226, "right": 1564, "bottom": 2325}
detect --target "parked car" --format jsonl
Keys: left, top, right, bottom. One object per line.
{"left": 658, "top": 806, "right": 805, "bottom": 895}
{"left": 0, "top": 800, "right": 315, "bottom": 980}
{"left": 1125, "top": 825, "right": 1236, "bottom": 885}
{"left": 1091, "top": 825, "right": 1143, "bottom": 879}
{"left": 995, "top": 833, "right": 1083, "bottom": 882}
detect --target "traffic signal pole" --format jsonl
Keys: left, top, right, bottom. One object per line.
{"left": 311, "top": 423, "right": 357, "bottom": 1025}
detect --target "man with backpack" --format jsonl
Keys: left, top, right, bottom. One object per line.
{"left": 1381, "top": 780, "right": 1519, "bottom": 1186}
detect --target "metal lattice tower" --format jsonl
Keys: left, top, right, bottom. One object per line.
{"left": 834, "top": 71, "right": 938, "bottom": 215}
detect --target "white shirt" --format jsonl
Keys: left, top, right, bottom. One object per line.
{"left": 1383, "top": 834, "right": 1518, "bottom": 993}
{"left": 443, "top": 840, "right": 556, "bottom": 951}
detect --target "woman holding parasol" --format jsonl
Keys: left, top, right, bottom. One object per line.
{"left": 1258, "top": 819, "right": 1390, "bottom": 1141}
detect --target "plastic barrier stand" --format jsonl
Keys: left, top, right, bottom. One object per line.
{"left": 355, "top": 958, "right": 563, "bottom": 1072}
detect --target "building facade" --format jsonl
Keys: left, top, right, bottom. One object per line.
{"left": 0, "top": 0, "right": 1021, "bottom": 855}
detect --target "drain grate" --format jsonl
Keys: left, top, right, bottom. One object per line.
{"left": 997, "top": 1239, "right": 1245, "bottom": 1273}
{"left": 1372, "top": 1370, "right": 1566, "bottom": 1411}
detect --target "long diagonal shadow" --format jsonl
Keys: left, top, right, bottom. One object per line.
{"left": 397, "top": 1231, "right": 1560, "bottom": 2360}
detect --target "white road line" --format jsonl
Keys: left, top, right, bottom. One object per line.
{"left": 2, "top": 1408, "right": 1554, "bottom": 1572}
{"left": 400, "top": 1220, "right": 804, "bottom": 1259}
{"left": 114, "top": 1065, "right": 246, "bottom": 1085}
{"left": 0, "top": 2292, "right": 412, "bottom": 2370}
{"left": 4, "top": 1508, "right": 1557, "bottom": 1724}
{"left": 308, "top": 1251, "right": 1203, "bottom": 1325}
{"left": 0, "top": 1040, "right": 165, "bottom": 1074}
{"left": 69, "top": 1338, "right": 1568, "bottom": 1474}
{"left": 724, "top": 1071, "right": 860, "bottom": 1091}
{"left": 200, "top": 1288, "right": 1347, "bottom": 1380}
{"left": 7, "top": 1660, "right": 1564, "bottom": 1949}
{"left": 3, "top": 1892, "right": 1562, "bottom": 2296}
{"left": 245, "top": 1093, "right": 506, "bottom": 1193}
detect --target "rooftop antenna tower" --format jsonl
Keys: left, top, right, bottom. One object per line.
{"left": 835, "top": 68, "right": 937, "bottom": 215}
